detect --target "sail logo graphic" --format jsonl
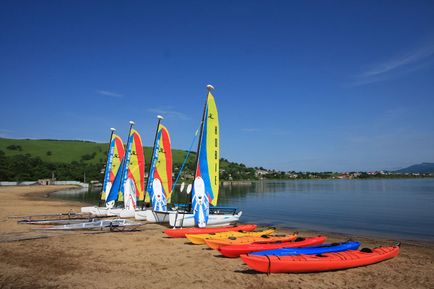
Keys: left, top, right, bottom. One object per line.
{"left": 151, "top": 179, "right": 167, "bottom": 212}
{"left": 193, "top": 176, "right": 209, "bottom": 228}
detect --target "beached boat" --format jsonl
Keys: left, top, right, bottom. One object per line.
{"left": 135, "top": 116, "right": 173, "bottom": 222}
{"left": 82, "top": 122, "right": 145, "bottom": 218}
{"left": 18, "top": 218, "right": 99, "bottom": 225}
{"left": 169, "top": 85, "right": 242, "bottom": 227}
{"left": 34, "top": 219, "right": 142, "bottom": 231}
{"left": 81, "top": 127, "right": 125, "bottom": 215}
{"left": 204, "top": 233, "right": 298, "bottom": 250}
{"left": 185, "top": 228, "right": 276, "bottom": 245}
{"left": 218, "top": 235, "right": 327, "bottom": 258}
{"left": 169, "top": 210, "right": 242, "bottom": 227}
{"left": 240, "top": 244, "right": 400, "bottom": 273}
{"left": 250, "top": 241, "right": 360, "bottom": 256}
{"left": 163, "top": 224, "right": 257, "bottom": 238}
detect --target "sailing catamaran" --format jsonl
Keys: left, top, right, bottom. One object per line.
{"left": 169, "top": 85, "right": 242, "bottom": 227}
{"left": 81, "top": 128, "right": 125, "bottom": 216}
{"left": 81, "top": 122, "right": 145, "bottom": 217}
{"left": 116, "top": 122, "right": 145, "bottom": 217}
{"left": 135, "top": 115, "right": 173, "bottom": 222}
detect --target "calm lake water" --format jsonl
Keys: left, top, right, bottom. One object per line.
{"left": 53, "top": 178, "right": 434, "bottom": 241}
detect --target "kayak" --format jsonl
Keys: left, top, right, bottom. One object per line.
{"left": 240, "top": 245, "right": 400, "bottom": 273}
{"left": 163, "top": 224, "right": 257, "bottom": 238}
{"left": 219, "top": 235, "right": 327, "bottom": 258}
{"left": 205, "top": 233, "right": 298, "bottom": 250}
{"left": 186, "top": 228, "right": 276, "bottom": 245}
{"left": 251, "top": 241, "right": 360, "bottom": 256}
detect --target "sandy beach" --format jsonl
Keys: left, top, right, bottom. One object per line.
{"left": 0, "top": 185, "right": 433, "bottom": 289}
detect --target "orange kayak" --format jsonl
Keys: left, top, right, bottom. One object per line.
{"left": 205, "top": 233, "right": 298, "bottom": 250}
{"left": 241, "top": 245, "right": 400, "bottom": 273}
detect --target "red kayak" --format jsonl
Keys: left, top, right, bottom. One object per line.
{"left": 163, "top": 224, "right": 257, "bottom": 238}
{"left": 218, "top": 235, "right": 327, "bottom": 258}
{"left": 241, "top": 245, "right": 400, "bottom": 273}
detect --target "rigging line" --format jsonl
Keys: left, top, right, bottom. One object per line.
{"left": 171, "top": 126, "right": 200, "bottom": 193}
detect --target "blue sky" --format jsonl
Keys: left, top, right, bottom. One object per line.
{"left": 1, "top": 0, "right": 434, "bottom": 171}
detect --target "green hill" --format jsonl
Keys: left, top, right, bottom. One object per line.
{"left": 0, "top": 138, "right": 189, "bottom": 165}
{"left": 0, "top": 138, "right": 255, "bottom": 182}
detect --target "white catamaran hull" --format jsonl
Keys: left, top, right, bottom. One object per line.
{"left": 80, "top": 206, "right": 119, "bottom": 216}
{"left": 135, "top": 210, "right": 171, "bottom": 222}
{"left": 118, "top": 209, "right": 136, "bottom": 218}
{"left": 80, "top": 206, "right": 137, "bottom": 218}
{"left": 169, "top": 211, "right": 242, "bottom": 227}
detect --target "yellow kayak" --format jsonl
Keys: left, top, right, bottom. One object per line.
{"left": 185, "top": 228, "right": 276, "bottom": 245}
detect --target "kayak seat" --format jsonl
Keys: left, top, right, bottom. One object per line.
{"left": 360, "top": 248, "right": 373, "bottom": 253}
{"left": 228, "top": 236, "right": 237, "bottom": 240}
{"left": 294, "top": 237, "right": 305, "bottom": 242}
{"left": 315, "top": 254, "right": 327, "bottom": 257}
{"left": 260, "top": 235, "right": 270, "bottom": 238}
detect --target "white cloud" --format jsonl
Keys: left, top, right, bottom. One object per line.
{"left": 352, "top": 43, "right": 434, "bottom": 85}
{"left": 96, "top": 90, "right": 124, "bottom": 98}
{"left": 147, "top": 107, "right": 190, "bottom": 120}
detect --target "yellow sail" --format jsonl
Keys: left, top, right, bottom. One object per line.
{"left": 196, "top": 91, "right": 219, "bottom": 206}
{"left": 118, "top": 128, "right": 145, "bottom": 203}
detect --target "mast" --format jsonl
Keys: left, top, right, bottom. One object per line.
{"left": 190, "top": 84, "right": 214, "bottom": 210}
{"left": 99, "top": 127, "right": 116, "bottom": 206}
{"left": 144, "top": 115, "right": 164, "bottom": 207}
{"left": 116, "top": 121, "right": 134, "bottom": 207}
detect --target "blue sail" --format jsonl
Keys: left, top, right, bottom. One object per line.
{"left": 119, "top": 132, "right": 134, "bottom": 200}
{"left": 101, "top": 138, "right": 116, "bottom": 199}
{"left": 105, "top": 158, "right": 124, "bottom": 207}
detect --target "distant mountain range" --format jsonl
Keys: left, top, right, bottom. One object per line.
{"left": 395, "top": 163, "right": 434, "bottom": 173}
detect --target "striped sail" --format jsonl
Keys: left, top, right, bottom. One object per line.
{"left": 129, "top": 130, "right": 145, "bottom": 202}
{"left": 106, "top": 158, "right": 124, "bottom": 208}
{"left": 101, "top": 134, "right": 125, "bottom": 201}
{"left": 120, "top": 129, "right": 145, "bottom": 210}
{"left": 146, "top": 124, "right": 173, "bottom": 211}
{"left": 193, "top": 91, "right": 219, "bottom": 227}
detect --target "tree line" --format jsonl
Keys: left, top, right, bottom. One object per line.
{"left": 0, "top": 150, "right": 103, "bottom": 182}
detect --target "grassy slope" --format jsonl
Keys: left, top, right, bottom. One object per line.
{"left": 0, "top": 138, "right": 193, "bottom": 166}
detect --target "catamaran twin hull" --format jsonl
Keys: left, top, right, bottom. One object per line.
{"left": 169, "top": 211, "right": 242, "bottom": 227}
{"left": 80, "top": 206, "right": 136, "bottom": 218}
{"left": 135, "top": 210, "right": 170, "bottom": 222}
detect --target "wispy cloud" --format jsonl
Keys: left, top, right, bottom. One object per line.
{"left": 352, "top": 43, "right": 434, "bottom": 85}
{"left": 241, "top": 128, "right": 262, "bottom": 133}
{"left": 272, "top": 129, "right": 290, "bottom": 136}
{"left": 96, "top": 90, "right": 124, "bottom": 98}
{"left": 147, "top": 107, "right": 190, "bottom": 120}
